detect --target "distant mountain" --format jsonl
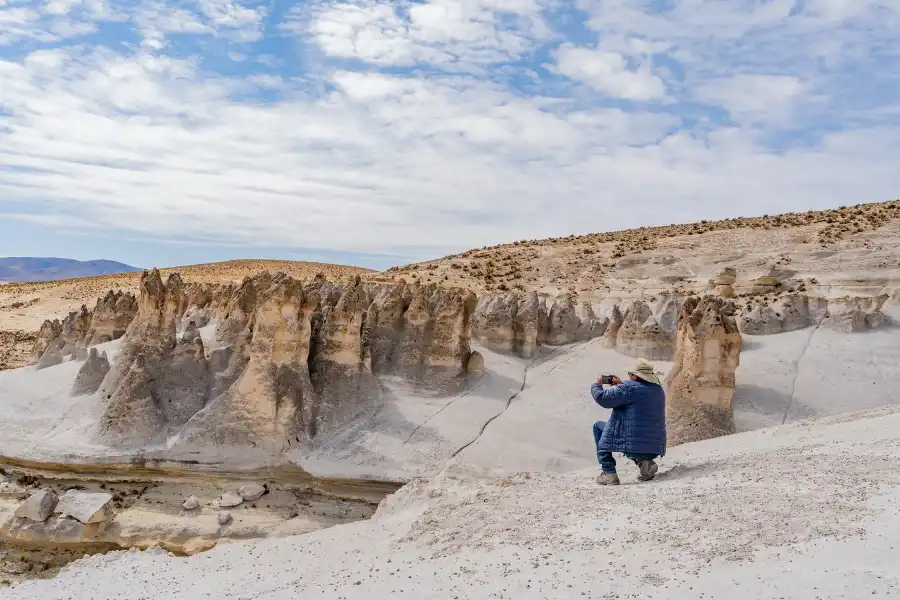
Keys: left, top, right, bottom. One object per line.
{"left": 0, "top": 257, "right": 141, "bottom": 283}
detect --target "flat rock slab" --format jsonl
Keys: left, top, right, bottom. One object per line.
{"left": 219, "top": 492, "right": 243, "bottom": 508}
{"left": 238, "top": 483, "right": 266, "bottom": 501}
{"left": 56, "top": 490, "right": 114, "bottom": 524}
{"left": 14, "top": 488, "right": 58, "bottom": 522}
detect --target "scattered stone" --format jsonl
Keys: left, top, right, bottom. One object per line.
{"left": 217, "top": 511, "right": 232, "bottom": 525}
{"left": 219, "top": 492, "right": 243, "bottom": 508}
{"left": 14, "top": 488, "right": 58, "bottom": 522}
{"left": 56, "top": 490, "right": 114, "bottom": 524}
{"left": 0, "top": 482, "right": 29, "bottom": 500}
{"left": 238, "top": 483, "right": 266, "bottom": 502}
{"left": 182, "top": 495, "right": 200, "bottom": 510}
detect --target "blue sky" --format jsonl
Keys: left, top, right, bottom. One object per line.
{"left": 1, "top": 0, "right": 899, "bottom": 270}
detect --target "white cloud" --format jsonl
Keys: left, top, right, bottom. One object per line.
{"left": 695, "top": 75, "right": 806, "bottom": 123}
{"left": 554, "top": 44, "right": 667, "bottom": 101}
{"left": 295, "top": 0, "right": 550, "bottom": 71}
{"left": 0, "top": 0, "right": 899, "bottom": 263}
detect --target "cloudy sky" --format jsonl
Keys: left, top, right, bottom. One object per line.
{"left": 1, "top": 0, "right": 898, "bottom": 269}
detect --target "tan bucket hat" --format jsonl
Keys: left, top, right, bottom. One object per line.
{"left": 629, "top": 358, "right": 661, "bottom": 385}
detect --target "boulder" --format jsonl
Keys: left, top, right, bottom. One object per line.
{"left": 220, "top": 492, "right": 243, "bottom": 508}
{"left": 14, "top": 488, "right": 58, "bottom": 522}
{"left": 713, "top": 267, "right": 737, "bottom": 286}
{"left": 238, "top": 483, "right": 266, "bottom": 501}
{"left": 217, "top": 511, "right": 232, "bottom": 525}
{"left": 665, "top": 296, "right": 742, "bottom": 446}
{"left": 70, "top": 348, "right": 110, "bottom": 396}
{"left": 714, "top": 284, "right": 734, "bottom": 298}
{"left": 182, "top": 495, "right": 200, "bottom": 510}
{"left": 56, "top": 490, "right": 114, "bottom": 524}
{"left": 465, "top": 350, "right": 485, "bottom": 373}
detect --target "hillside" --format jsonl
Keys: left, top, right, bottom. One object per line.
{"left": 375, "top": 200, "right": 900, "bottom": 300}
{"left": 0, "top": 258, "right": 140, "bottom": 284}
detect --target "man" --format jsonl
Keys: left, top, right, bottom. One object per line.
{"left": 591, "top": 358, "right": 666, "bottom": 485}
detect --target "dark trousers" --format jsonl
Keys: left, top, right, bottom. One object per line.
{"left": 593, "top": 421, "right": 658, "bottom": 474}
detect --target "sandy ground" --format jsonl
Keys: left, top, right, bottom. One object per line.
{"left": 4, "top": 404, "right": 899, "bottom": 598}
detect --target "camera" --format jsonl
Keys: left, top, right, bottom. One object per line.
{"left": 600, "top": 375, "right": 616, "bottom": 385}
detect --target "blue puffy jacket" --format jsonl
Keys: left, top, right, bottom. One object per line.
{"left": 591, "top": 379, "right": 667, "bottom": 455}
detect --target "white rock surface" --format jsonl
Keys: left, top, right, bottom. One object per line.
{"left": 217, "top": 511, "right": 232, "bottom": 525}
{"left": 56, "top": 490, "right": 114, "bottom": 524}
{"left": 219, "top": 492, "right": 243, "bottom": 508}
{"left": 6, "top": 405, "right": 900, "bottom": 600}
{"left": 238, "top": 483, "right": 266, "bottom": 501}
{"left": 14, "top": 488, "right": 58, "bottom": 521}
{"left": 182, "top": 496, "right": 200, "bottom": 510}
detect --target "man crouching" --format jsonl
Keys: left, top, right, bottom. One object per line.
{"left": 591, "top": 358, "right": 666, "bottom": 485}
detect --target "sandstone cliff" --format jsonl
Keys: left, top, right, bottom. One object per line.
{"left": 665, "top": 296, "right": 742, "bottom": 446}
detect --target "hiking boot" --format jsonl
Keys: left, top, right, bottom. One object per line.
{"left": 596, "top": 472, "right": 620, "bottom": 485}
{"left": 637, "top": 460, "right": 659, "bottom": 482}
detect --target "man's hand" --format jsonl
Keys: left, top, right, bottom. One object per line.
{"left": 609, "top": 375, "right": 622, "bottom": 385}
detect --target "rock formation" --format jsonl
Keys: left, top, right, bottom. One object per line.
{"left": 84, "top": 291, "right": 138, "bottom": 346}
{"left": 471, "top": 292, "right": 520, "bottom": 353}
{"left": 35, "top": 343, "right": 64, "bottom": 370}
{"left": 70, "top": 348, "right": 110, "bottom": 396}
{"left": 665, "top": 296, "right": 742, "bottom": 446}
{"left": 821, "top": 295, "right": 890, "bottom": 332}
{"left": 600, "top": 304, "right": 624, "bottom": 349}
{"left": 98, "top": 270, "right": 205, "bottom": 446}
{"left": 614, "top": 300, "right": 678, "bottom": 360}
{"left": 712, "top": 267, "right": 736, "bottom": 298}
{"left": 545, "top": 296, "right": 582, "bottom": 345}
{"left": 94, "top": 269, "right": 479, "bottom": 453}
{"left": 60, "top": 305, "right": 92, "bottom": 353}
{"left": 739, "top": 294, "right": 888, "bottom": 335}
{"left": 472, "top": 291, "right": 607, "bottom": 357}
{"left": 32, "top": 319, "right": 62, "bottom": 362}
{"left": 30, "top": 291, "right": 137, "bottom": 364}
